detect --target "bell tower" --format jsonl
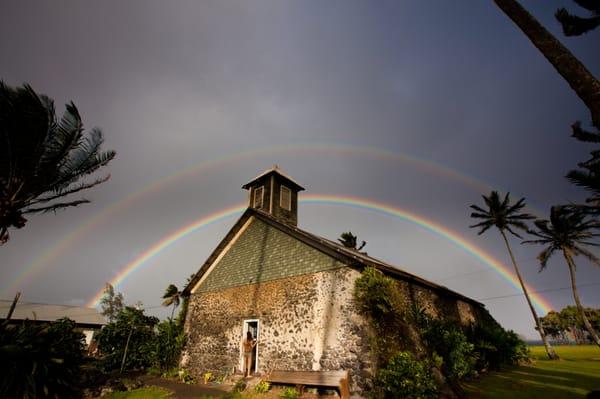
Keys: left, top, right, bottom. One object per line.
{"left": 242, "top": 166, "right": 304, "bottom": 226}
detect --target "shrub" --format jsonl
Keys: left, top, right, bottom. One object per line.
{"left": 152, "top": 320, "right": 186, "bottom": 371}
{"left": 0, "top": 318, "right": 85, "bottom": 398}
{"left": 233, "top": 378, "right": 247, "bottom": 392}
{"left": 96, "top": 306, "right": 159, "bottom": 371}
{"left": 420, "top": 317, "right": 476, "bottom": 381}
{"left": 354, "top": 267, "right": 408, "bottom": 362}
{"left": 466, "top": 323, "right": 529, "bottom": 370}
{"left": 254, "top": 380, "right": 270, "bottom": 393}
{"left": 179, "top": 369, "right": 194, "bottom": 384}
{"left": 354, "top": 267, "right": 402, "bottom": 322}
{"left": 279, "top": 387, "right": 299, "bottom": 399}
{"left": 374, "top": 352, "right": 437, "bottom": 399}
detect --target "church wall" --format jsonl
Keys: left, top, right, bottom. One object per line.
{"left": 181, "top": 265, "right": 488, "bottom": 397}
{"left": 181, "top": 268, "right": 374, "bottom": 396}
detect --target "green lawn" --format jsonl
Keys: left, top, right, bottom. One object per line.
{"left": 99, "top": 386, "right": 173, "bottom": 399}
{"left": 463, "top": 345, "right": 600, "bottom": 399}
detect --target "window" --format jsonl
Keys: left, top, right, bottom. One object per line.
{"left": 254, "top": 186, "right": 264, "bottom": 209}
{"left": 280, "top": 185, "right": 291, "bottom": 211}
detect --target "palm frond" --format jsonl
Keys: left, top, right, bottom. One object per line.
{"left": 469, "top": 204, "right": 489, "bottom": 214}
{"left": 573, "top": 0, "right": 600, "bottom": 13}
{"left": 537, "top": 246, "right": 556, "bottom": 271}
{"left": 470, "top": 212, "right": 490, "bottom": 219}
{"left": 0, "top": 82, "right": 114, "bottom": 243}
{"left": 22, "top": 199, "right": 90, "bottom": 214}
{"left": 575, "top": 246, "right": 600, "bottom": 266}
{"left": 28, "top": 175, "right": 110, "bottom": 205}
{"left": 39, "top": 102, "right": 83, "bottom": 179}
{"left": 556, "top": 7, "right": 600, "bottom": 36}
{"left": 504, "top": 224, "right": 524, "bottom": 239}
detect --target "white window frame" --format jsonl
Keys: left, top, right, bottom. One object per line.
{"left": 254, "top": 186, "right": 264, "bottom": 209}
{"left": 280, "top": 185, "right": 291, "bottom": 211}
{"left": 239, "top": 319, "right": 260, "bottom": 373}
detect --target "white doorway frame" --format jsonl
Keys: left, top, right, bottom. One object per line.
{"left": 240, "top": 319, "right": 260, "bottom": 373}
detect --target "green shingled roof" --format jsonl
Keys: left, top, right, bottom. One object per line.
{"left": 196, "top": 217, "right": 345, "bottom": 293}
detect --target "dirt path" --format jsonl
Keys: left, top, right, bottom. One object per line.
{"left": 143, "top": 376, "right": 231, "bottom": 399}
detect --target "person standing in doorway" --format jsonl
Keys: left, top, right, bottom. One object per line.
{"left": 243, "top": 331, "right": 257, "bottom": 377}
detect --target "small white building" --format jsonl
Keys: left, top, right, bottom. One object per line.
{"left": 0, "top": 300, "right": 107, "bottom": 347}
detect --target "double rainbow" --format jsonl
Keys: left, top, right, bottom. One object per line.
{"left": 85, "top": 194, "right": 553, "bottom": 314}
{"left": 1, "top": 143, "right": 543, "bottom": 298}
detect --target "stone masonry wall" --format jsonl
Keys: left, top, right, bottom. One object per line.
{"left": 181, "top": 266, "right": 488, "bottom": 397}
{"left": 181, "top": 268, "right": 374, "bottom": 396}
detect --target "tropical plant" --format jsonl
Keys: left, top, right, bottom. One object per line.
{"left": 556, "top": 0, "right": 600, "bottom": 36}
{"left": 354, "top": 267, "right": 407, "bottom": 363}
{"left": 0, "top": 82, "right": 115, "bottom": 243}
{"left": 96, "top": 306, "right": 159, "bottom": 371}
{"left": 99, "top": 283, "right": 125, "bottom": 322}
{"left": 470, "top": 190, "right": 559, "bottom": 359}
{"left": 338, "top": 231, "right": 366, "bottom": 250}
{"left": 465, "top": 322, "right": 529, "bottom": 370}
{"left": 152, "top": 320, "right": 185, "bottom": 372}
{"left": 0, "top": 317, "right": 86, "bottom": 398}
{"left": 279, "top": 387, "right": 299, "bottom": 399}
{"left": 492, "top": 0, "right": 600, "bottom": 128}
{"left": 254, "top": 380, "right": 270, "bottom": 393}
{"left": 373, "top": 351, "right": 438, "bottom": 399}
{"left": 162, "top": 284, "right": 181, "bottom": 321}
{"left": 524, "top": 205, "right": 600, "bottom": 347}
{"left": 419, "top": 317, "right": 476, "bottom": 381}
{"left": 565, "top": 123, "right": 600, "bottom": 216}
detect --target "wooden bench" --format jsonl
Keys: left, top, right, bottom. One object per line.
{"left": 266, "top": 370, "right": 350, "bottom": 399}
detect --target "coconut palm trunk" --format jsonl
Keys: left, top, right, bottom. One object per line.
{"left": 563, "top": 251, "right": 600, "bottom": 347}
{"left": 493, "top": 0, "right": 600, "bottom": 127}
{"left": 501, "top": 231, "right": 559, "bottom": 359}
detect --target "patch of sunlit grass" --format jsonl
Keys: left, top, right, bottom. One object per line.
{"left": 463, "top": 345, "right": 600, "bottom": 399}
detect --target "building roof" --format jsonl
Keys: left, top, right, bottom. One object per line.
{"left": 242, "top": 165, "right": 305, "bottom": 191}
{"left": 0, "top": 300, "right": 107, "bottom": 328}
{"left": 182, "top": 207, "right": 484, "bottom": 308}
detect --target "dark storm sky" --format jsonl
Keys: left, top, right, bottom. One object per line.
{"left": 1, "top": 1, "right": 599, "bottom": 338}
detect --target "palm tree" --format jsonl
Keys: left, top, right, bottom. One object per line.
{"left": 470, "top": 191, "right": 559, "bottom": 359}
{"left": 493, "top": 0, "right": 600, "bottom": 128}
{"left": 523, "top": 206, "right": 600, "bottom": 347}
{"left": 162, "top": 284, "right": 181, "bottom": 321}
{"left": 338, "top": 231, "right": 366, "bottom": 251}
{"left": 0, "top": 82, "right": 115, "bottom": 243}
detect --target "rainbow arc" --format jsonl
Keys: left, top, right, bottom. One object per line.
{"left": 85, "top": 194, "right": 553, "bottom": 314}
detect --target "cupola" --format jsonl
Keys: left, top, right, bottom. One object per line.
{"left": 242, "top": 166, "right": 304, "bottom": 226}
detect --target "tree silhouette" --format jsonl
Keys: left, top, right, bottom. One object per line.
{"left": 99, "top": 283, "right": 124, "bottom": 323}
{"left": 492, "top": 0, "right": 600, "bottom": 128}
{"left": 0, "top": 82, "right": 115, "bottom": 243}
{"left": 556, "top": 1, "right": 600, "bottom": 36}
{"left": 524, "top": 206, "right": 600, "bottom": 348}
{"left": 162, "top": 284, "right": 182, "bottom": 321}
{"left": 338, "top": 231, "right": 366, "bottom": 251}
{"left": 470, "top": 191, "right": 559, "bottom": 359}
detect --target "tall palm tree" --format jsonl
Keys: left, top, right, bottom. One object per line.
{"left": 493, "top": 0, "right": 600, "bottom": 128}
{"left": 470, "top": 191, "right": 559, "bottom": 359}
{"left": 162, "top": 284, "right": 181, "bottom": 321}
{"left": 0, "top": 82, "right": 115, "bottom": 243}
{"left": 523, "top": 206, "right": 600, "bottom": 347}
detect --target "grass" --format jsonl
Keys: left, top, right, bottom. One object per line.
{"left": 99, "top": 386, "right": 173, "bottom": 399}
{"left": 463, "top": 345, "right": 600, "bottom": 399}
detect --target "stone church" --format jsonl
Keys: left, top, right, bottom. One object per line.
{"left": 179, "top": 167, "right": 491, "bottom": 396}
